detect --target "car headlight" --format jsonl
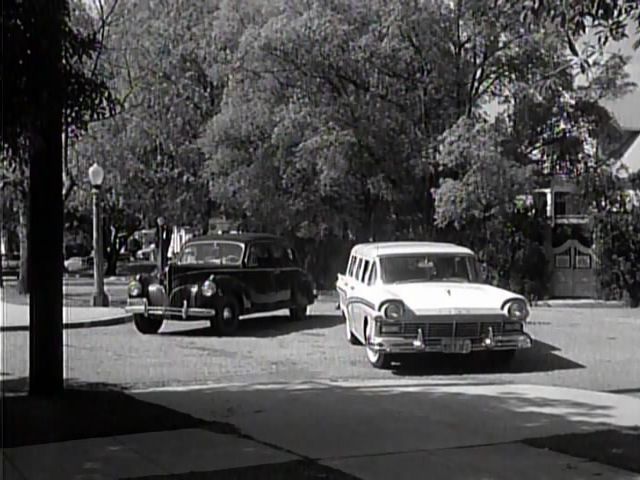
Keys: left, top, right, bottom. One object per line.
{"left": 201, "top": 279, "right": 217, "bottom": 297}
{"left": 506, "top": 299, "right": 529, "bottom": 321}
{"left": 381, "top": 301, "right": 404, "bottom": 320}
{"left": 128, "top": 280, "right": 142, "bottom": 297}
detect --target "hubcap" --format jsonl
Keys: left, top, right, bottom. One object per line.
{"left": 222, "top": 307, "right": 234, "bottom": 322}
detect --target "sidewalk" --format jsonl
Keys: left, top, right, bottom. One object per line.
{"left": 0, "top": 287, "right": 131, "bottom": 332}
{"left": 2, "top": 380, "right": 639, "bottom": 479}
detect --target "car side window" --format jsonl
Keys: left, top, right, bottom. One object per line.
{"left": 269, "top": 243, "right": 293, "bottom": 268}
{"left": 354, "top": 257, "right": 363, "bottom": 280}
{"left": 247, "top": 243, "right": 271, "bottom": 268}
{"left": 361, "top": 259, "right": 371, "bottom": 283}
{"left": 346, "top": 255, "right": 355, "bottom": 276}
{"left": 367, "top": 262, "right": 378, "bottom": 286}
{"left": 348, "top": 255, "right": 357, "bottom": 277}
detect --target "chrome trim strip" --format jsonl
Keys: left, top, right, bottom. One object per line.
{"left": 126, "top": 301, "right": 215, "bottom": 319}
{"left": 369, "top": 333, "right": 533, "bottom": 354}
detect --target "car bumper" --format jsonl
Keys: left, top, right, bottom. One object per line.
{"left": 368, "top": 330, "right": 534, "bottom": 354}
{"left": 125, "top": 298, "right": 215, "bottom": 320}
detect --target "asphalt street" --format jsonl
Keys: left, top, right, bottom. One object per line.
{"left": 2, "top": 296, "right": 640, "bottom": 395}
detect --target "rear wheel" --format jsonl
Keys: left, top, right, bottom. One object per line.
{"left": 289, "top": 290, "right": 309, "bottom": 321}
{"left": 133, "top": 314, "right": 163, "bottom": 334}
{"left": 214, "top": 298, "right": 240, "bottom": 336}
{"left": 289, "top": 304, "right": 308, "bottom": 322}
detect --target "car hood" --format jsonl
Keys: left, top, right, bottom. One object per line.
{"left": 379, "top": 282, "right": 523, "bottom": 312}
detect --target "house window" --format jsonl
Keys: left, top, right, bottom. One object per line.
{"left": 554, "top": 192, "right": 569, "bottom": 216}
{"left": 554, "top": 254, "right": 571, "bottom": 269}
{"left": 575, "top": 253, "right": 592, "bottom": 269}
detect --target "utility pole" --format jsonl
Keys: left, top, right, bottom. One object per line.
{"left": 28, "top": 0, "right": 65, "bottom": 395}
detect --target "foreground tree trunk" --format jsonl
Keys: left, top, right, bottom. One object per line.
{"left": 26, "top": 0, "right": 65, "bottom": 395}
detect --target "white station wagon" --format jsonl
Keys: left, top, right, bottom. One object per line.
{"left": 336, "top": 242, "right": 533, "bottom": 368}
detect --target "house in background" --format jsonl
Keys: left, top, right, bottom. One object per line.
{"left": 536, "top": 93, "right": 640, "bottom": 299}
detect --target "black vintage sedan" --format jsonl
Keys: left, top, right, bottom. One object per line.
{"left": 125, "top": 233, "right": 316, "bottom": 335}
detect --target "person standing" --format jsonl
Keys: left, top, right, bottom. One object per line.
{"left": 156, "top": 216, "right": 172, "bottom": 274}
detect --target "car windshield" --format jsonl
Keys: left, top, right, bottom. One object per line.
{"left": 379, "top": 254, "right": 478, "bottom": 284}
{"left": 177, "top": 241, "right": 244, "bottom": 266}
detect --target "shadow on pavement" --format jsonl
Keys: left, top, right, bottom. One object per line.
{"left": 123, "top": 460, "right": 360, "bottom": 480}
{"left": 523, "top": 428, "right": 640, "bottom": 474}
{"left": 130, "top": 380, "right": 640, "bottom": 476}
{"left": 159, "top": 314, "right": 343, "bottom": 338}
{"left": 2, "top": 376, "right": 639, "bottom": 477}
{"left": 0, "top": 379, "right": 238, "bottom": 449}
{"left": 389, "top": 340, "right": 584, "bottom": 376}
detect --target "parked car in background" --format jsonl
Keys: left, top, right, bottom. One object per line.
{"left": 125, "top": 233, "right": 317, "bottom": 335}
{"left": 1, "top": 253, "right": 19, "bottom": 278}
{"left": 336, "top": 242, "right": 533, "bottom": 368}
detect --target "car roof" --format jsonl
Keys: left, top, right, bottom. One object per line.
{"left": 350, "top": 241, "right": 475, "bottom": 257}
{"left": 186, "top": 233, "right": 283, "bottom": 244}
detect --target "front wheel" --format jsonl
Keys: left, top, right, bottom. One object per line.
{"left": 289, "top": 304, "right": 308, "bottom": 322}
{"left": 365, "top": 322, "right": 393, "bottom": 368}
{"left": 214, "top": 298, "right": 240, "bottom": 336}
{"left": 133, "top": 314, "right": 163, "bottom": 334}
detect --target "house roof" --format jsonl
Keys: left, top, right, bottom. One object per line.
{"left": 615, "top": 132, "right": 640, "bottom": 177}
{"left": 603, "top": 92, "right": 640, "bottom": 131}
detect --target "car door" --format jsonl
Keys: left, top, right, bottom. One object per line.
{"left": 245, "top": 242, "right": 277, "bottom": 308}
{"left": 346, "top": 257, "right": 368, "bottom": 339}
{"left": 268, "top": 242, "right": 293, "bottom": 304}
{"left": 357, "top": 259, "right": 379, "bottom": 340}
{"left": 351, "top": 258, "right": 373, "bottom": 341}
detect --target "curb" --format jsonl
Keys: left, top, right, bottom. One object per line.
{"left": 0, "top": 313, "right": 132, "bottom": 332}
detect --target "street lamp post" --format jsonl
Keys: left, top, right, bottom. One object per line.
{"left": 88, "top": 162, "right": 109, "bottom": 307}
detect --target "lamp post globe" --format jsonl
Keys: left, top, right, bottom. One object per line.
{"left": 89, "top": 162, "right": 109, "bottom": 307}
{"left": 88, "top": 162, "right": 105, "bottom": 188}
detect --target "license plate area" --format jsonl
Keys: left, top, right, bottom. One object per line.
{"left": 441, "top": 338, "right": 472, "bottom": 354}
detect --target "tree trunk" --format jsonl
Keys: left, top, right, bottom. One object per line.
{"left": 17, "top": 198, "right": 29, "bottom": 294}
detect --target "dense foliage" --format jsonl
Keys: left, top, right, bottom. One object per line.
{"left": 2, "top": 0, "right": 116, "bottom": 291}
{"left": 4, "top": 0, "right": 640, "bottom": 299}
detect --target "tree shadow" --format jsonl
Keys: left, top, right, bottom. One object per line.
{"left": 0, "top": 378, "right": 238, "bottom": 449}
{"left": 2, "top": 375, "right": 639, "bottom": 477}
{"left": 390, "top": 340, "right": 584, "bottom": 376}
{"left": 159, "top": 314, "right": 344, "bottom": 338}
{"left": 125, "top": 379, "right": 640, "bottom": 475}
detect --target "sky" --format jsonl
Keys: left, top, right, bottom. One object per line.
{"left": 600, "top": 32, "right": 640, "bottom": 129}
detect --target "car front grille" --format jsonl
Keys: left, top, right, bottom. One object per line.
{"left": 402, "top": 317, "right": 506, "bottom": 338}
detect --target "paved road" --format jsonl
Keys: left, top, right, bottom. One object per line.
{"left": 2, "top": 298, "right": 639, "bottom": 395}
